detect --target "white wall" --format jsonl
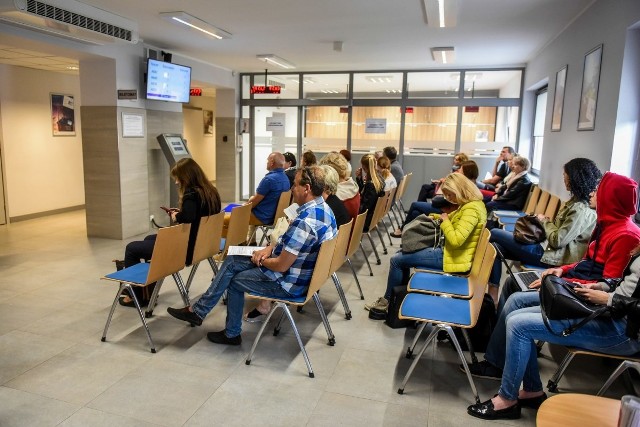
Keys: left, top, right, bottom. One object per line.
{"left": 183, "top": 95, "right": 217, "bottom": 180}
{"left": 523, "top": 0, "right": 640, "bottom": 197}
{"left": 0, "top": 65, "right": 84, "bottom": 217}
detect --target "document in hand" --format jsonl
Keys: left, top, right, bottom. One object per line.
{"left": 484, "top": 171, "right": 492, "bottom": 180}
{"left": 227, "top": 246, "right": 265, "bottom": 256}
{"left": 284, "top": 203, "right": 299, "bottom": 220}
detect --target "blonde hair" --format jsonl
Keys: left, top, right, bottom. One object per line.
{"left": 377, "top": 156, "right": 392, "bottom": 179}
{"left": 454, "top": 152, "right": 469, "bottom": 163}
{"left": 361, "top": 154, "right": 383, "bottom": 193}
{"left": 440, "top": 173, "right": 483, "bottom": 205}
{"left": 320, "top": 165, "right": 339, "bottom": 194}
{"left": 319, "top": 152, "right": 349, "bottom": 180}
{"left": 512, "top": 155, "right": 531, "bottom": 171}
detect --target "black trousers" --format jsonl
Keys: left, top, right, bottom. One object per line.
{"left": 123, "top": 234, "right": 157, "bottom": 304}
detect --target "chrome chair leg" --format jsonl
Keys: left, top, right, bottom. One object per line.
{"left": 547, "top": 351, "right": 577, "bottom": 392}
{"left": 331, "top": 272, "right": 352, "bottom": 320}
{"left": 145, "top": 278, "right": 165, "bottom": 318}
{"left": 346, "top": 257, "right": 365, "bottom": 300}
{"left": 172, "top": 272, "right": 190, "bottom": 307}
{"left": 445, "top": 325, "right": 480, "bottom": 404}
{"left": 246, "top": 303, "right": 280, "bottom": 366}
{"left": 398, "top": 325, "right": 440, "bottom": 394}
{"left": 312, "top": 293, "right": 336, "bottom": 346}
{"left": 359, "top": 243, "right": 374, "bottom": 276}
{"left": 375, "top": 227, "right": 388, "bottom": 254}
{"left": 273, "top": 309, "right": 287, "bottom": 336}
{"left": 185, "top": 262, "right": 200, "bottom": 293}
{"left": 101, "top": 283, "right": 125, "bottom": 344}
{"left": 280, "top": 305, "right": 315, "bottom": 378}
{"left": 366, "top": 233, "right": 381, "bottom": 265}
{"left": 598, "top": 360, "right": 640, "bottom": 396}
{"left": 382, "top": 216, "right": 394, "bottom": 247}
{"left": 207, "top": 257, "right": 219, "bottom": 276}
{"left": 406, "top": 322, "right": 428, "bottom": 358}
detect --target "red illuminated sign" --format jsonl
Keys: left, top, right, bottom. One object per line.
{"left": 250, "top": 85, "right": 282, "bottom": 94}
{"left": 190, "top": 88, "right": 203, "bottom": 96}
{"left": 464, "top": 106, "right": 480, "bottom": 113}
{"left": 339, "top": 107, "right": 349, "bottom": 114}
{"left": 405, "top": 107, "right": 414, "bottom": 113}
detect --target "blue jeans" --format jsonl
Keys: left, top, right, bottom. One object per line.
{"left": 489, "top": 228, "right": 550, "bottom": 286}
{"left": 402, "top": 202, "right": 442, "bottom": 229}
{"left": 485, "top": 200, "right": 519, "bottom": 214}
{"left": 384, "top": 247, "right": 443, "bottom": 299}
{"left": 192, "top": 255, "right": 293, "bottom": 337}
{"left": 498, "top": 305, "right": 640, "bottom": 401}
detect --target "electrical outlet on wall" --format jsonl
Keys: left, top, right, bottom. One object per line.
{"left": 150, "top": 215, "right": 154, "bottom": 222}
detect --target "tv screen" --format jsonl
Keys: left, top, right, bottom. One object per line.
{"left": 146, "top": 58, "right": 192, "bottom": 103}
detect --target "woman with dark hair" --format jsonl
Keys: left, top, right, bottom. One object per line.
{"left": 302, "top": 150, "right": 317, "bottom": 167}
{"left": 488, "top": 158, "right": 601, "bottom": 295}
{"left": 283, "top": 151, "right": 297, "bottom": 187}
{"left": 119, "top": 158, "right": 221, "bottom": 307}
{"left": 356, "top": 153, "right": 385, "bottom": 232}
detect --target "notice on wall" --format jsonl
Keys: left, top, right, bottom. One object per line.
{"left": 266, "top": 116, "right": 285, "bottom": 132}
{"left": 365, "top": 118, "right": 387, "bottom": 134}
{"left": 122, "top": 112, "right": 145, "bottom": 138}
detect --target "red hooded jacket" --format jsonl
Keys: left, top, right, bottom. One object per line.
{"left": 561, "top": 172, "right": 640, "bottom": 283}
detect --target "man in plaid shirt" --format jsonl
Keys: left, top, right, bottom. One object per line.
{"left": 167, "top": 166, "right": 337, "bottom": 346}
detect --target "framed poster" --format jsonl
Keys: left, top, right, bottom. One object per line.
{"left": 551, "top": 65, "right": 567, "bottom": 131}
{"left": 203, "top": 109, "right": 213, "bottom": 136}
{"left": 578, "top": 45, "right": 603, "bottom": 131}
{"left": 50, "top": 93, "right": 75, "bottom": 136}
{"left": 121, "top": 112, "right": 145, "bottom": 138}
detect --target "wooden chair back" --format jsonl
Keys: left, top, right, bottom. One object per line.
{"left": 400, "top": 173, "right": 412, "bottom": 200}
{"left": 222, "top": 203, "right": 252, "bottom": 254}
{"left": 534, "top": 190, "right": 551, "bottom": 215}
{"left": 385, "top": 186, "right": 398, "bottom": 215}
{"left": 146, "top": 223, "right": 191, "bottom": 285}
{"left": 394, "top": 174, "right": 407, "bottom": 202}
{"left": 523, "top": 185, "right": 541, "bottom": 213}
{"left": 544, "top": 195, "right": 561, "bottom": 220}
{"left": 272, "top": 190, "right": 292, "bottom": 224}
{"left": 346, "top": 211, "right": 368, "bottom": 258}
{"left": 328, "top": 219, "right": 354, "bottom": 275}
{"left": 467, "top": 242, "right": 496, "bottom": 326}
{"left": 303, "top": 237, "right": 338, "bottom": 303}
{"left": 189, "top": 212, "right": 225, "bottom": 265}
{"left": 369, "top": 191, "right": 390, "bottom": 232}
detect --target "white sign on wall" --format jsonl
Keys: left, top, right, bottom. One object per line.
{"left": 266, "top": 116, "right": 285, "bottom": 132}
{"left": 365, "top": 118, "right": 387, "bottom": 134}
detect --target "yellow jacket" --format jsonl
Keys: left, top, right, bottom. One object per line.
{"left": 439, "top": 200, "right": 487, "bottom": 273}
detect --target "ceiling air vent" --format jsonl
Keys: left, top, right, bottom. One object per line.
{"left": 0, "top": 0, "right": 139, "bottom": 45}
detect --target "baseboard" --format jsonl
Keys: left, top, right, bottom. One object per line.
{"left": 10, "top": 205, "right": 85, "bottom": 223}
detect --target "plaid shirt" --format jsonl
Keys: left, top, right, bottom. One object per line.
{"left": 261, "top": 196, "right": 337, "bottom": 296}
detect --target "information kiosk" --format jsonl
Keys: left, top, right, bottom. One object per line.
{"left": 156, "top": 133, "right": 191, "bottom": 207}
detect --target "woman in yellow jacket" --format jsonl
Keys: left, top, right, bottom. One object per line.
{"left": 366, "top": 173, "right": 487, "bottom": 315}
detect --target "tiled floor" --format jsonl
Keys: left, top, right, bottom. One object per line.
{"left": 0, "top": 210, "right": 629, "bottom": 426}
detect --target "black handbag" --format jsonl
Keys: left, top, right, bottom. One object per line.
{"left": 539, "top": 275, "right": 609, "bottom": 336}
{"left": 513, "top": 215, "right": 546, "bottom": 244}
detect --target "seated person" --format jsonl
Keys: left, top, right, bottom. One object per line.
{"left": 120, "top": 158, "right": 221, "bottom": 307}
{"left": 390, "top": 160, "right": 479, "bottom": 238}
{"left": 320, "top": 152, "right": 361, "bottom": 220}
{"left": 366, "top": 173, "right": 487, "bottom": 314}
{"left": 283, "top": 151, "right": 297, "bottom": 187}
{"left": 485, "top": 155, "right": 532, "bottom": 213}
{"left": 339, "top": 149, "right": 353, "bottom": 177}
{"left": 320, "top": 165, "right": 351, "bottom": 227}
{"left": 356, "top": 154, "right": 385, "bottom": 232}
{"left": 467, "top": 242, "right": 640, "bottom": 420}
{"left": 418, "top": 152, "right": 468, "bottom": 201}
{"left": 377, "top": 156, "right": 397, "bottom": 191}
{"left": 466, "top": 171, "right": 640, "bottom": 383}
{"left": 383, "top": 146, "right": 404, "bottom": 188}
{"left": 301, "top": 150, "right": 317, "bottom": 167}
{"left": 167, "top": 166, "right": 337, "bottom": 344}
{"left": 489, "top": 158, "right": 601, "bottom": 289}
{"left": 478, "top": 146, "right": 514, "bottom": 191}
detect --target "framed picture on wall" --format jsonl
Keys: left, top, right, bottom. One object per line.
{"left": 578, "top": 44, "right": 603, "bottom": 131}
{"left": 203, "top": 109, "right": 213, "bottom": 136}
{"left": 50, "top": 93, "right": 76, "bottom": 136}
{"left": 551, "top": 65, "right": 567, "bottom": 131}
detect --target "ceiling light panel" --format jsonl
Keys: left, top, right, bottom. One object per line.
{"left": 160, "top": 12, "right": 231, "bottom": 39}
{"left": 256, "top": 54, "right": 296, "bottom": 69}
{"left": 423, "top": 0, "right": 459, "bottom": 28}
{"left": 431, "top": 47, "right": 455, "bottom": 64}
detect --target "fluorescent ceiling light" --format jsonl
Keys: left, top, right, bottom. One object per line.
{"left": 423, "top": 0, "right": 458, "bottom": 28}
{"left": 366, "top": 75, "right": 394, "bottom": 83}
{"left": 431, "top": 47, "right": 455, "bottom": 64}
{"left": 256, "top": 54, "right": 296, "bottom": 69}
{"left": 160, "top": 12, "right": 231, "bottom": 39}
{"left": 321, "top": 89, "right": 340, "bottom": 94}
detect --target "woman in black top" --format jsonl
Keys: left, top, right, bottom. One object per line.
{"left": 356, "top": 154, "right": 385, "bottom": 232}
{"left": 120, "top": 158, "right": 221, "bottom": 307}
{"left": 320, "top": 165, "right": 351, "bottom": 227}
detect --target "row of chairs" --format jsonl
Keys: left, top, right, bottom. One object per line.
{"left": 494, "top": 185, "right": 562, "bottom": 231}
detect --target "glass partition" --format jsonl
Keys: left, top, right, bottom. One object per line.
{"left": 302, "top": 73, "right": 349, "bottom": 99}
{"left": 253, "top": 106, "right": 298, "bottom": 188}
{"left": 463, "top": 70, "right": 522, "bottom": 98}
{"left": 303, "top": 105, "right": 348, "bottom": 153}
{"left": 403, "top": 106, "right": 458, "bottom": 154}
{"left": 459, "top": 106, "right": 519, "bottom": 156}
{"left": 353, "top": 72, "right": 403, "bottom": 99}
{"left": 407, "top": 71, "right": 460, "bottom": 98}
{"left": 351, "top": 106, "right": 400, "bottom": 153}
{"left": 252, "top": 74, "right": 299, "bottom": 99}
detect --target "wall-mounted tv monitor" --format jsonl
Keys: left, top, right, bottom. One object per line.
{"left": 146, "top": 58, "right": 192, "bottom": 103}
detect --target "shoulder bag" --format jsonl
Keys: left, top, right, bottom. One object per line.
{"left": 539, "top": 275, "right": 609, "bottom": 336}
{"left": 513, "top": 214, "right": 546, "bottom": 244}
{"left": 401, "top": 214, "right": 443, "bottom": 254}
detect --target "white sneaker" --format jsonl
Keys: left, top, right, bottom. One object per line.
{"left": 364, "top": 297, "right": 388, "bottom": 311}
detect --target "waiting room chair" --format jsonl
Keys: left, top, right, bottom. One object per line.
{"left": 391, "top": 173, "right": 408, "bottom": 222}
{"left": 493, "top": 185, "right": 541, "bottom": 219}
{"left": 327, "top": 219, "right": 355, "bottom": 319}
{"left": 547, "top": 347, "right": 640, "bottom": 393}
{"left": 536, "top": 393, "right": 620, "bottom": 427}
{"left": 100, "top": 223, "right": 191, "bottom": 353}
{"left": 219, "top": 203, "right": 252, "bottom": 260}
{"left": 183, "top": 212, "right": 225, "bottom": 294}
{"left": 382, "top": 186, "right": 398, "bottom": 246}
{"left": 395, "top": 172, "right": 412, "bottom": 219}
{"left": 244, "top": 237, "right": 338, "bottom": 377}
{"left": 362, "top": 192, "right": 390, "bottom": 265}
{"left": 396, "top": 242, "right": 497, "bottom": 403}
{"left": 544, "top": 195, "right": 561, "bottom": 220}
{"left": 253, "top": 190, "right": 292, "bottom": 245}
{"left": 344, "top": 211, "right": 370, "bottom": 299}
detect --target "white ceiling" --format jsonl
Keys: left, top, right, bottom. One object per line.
{"left": 0, "top": 0, "right": 595, "bottom": 76}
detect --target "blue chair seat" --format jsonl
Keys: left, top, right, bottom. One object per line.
{"left": 401, "top": 293, "right": 472, "bottom": 327}
{"left": 104, "top": 262, "right": 149, "bottom": 285}
{"left": 493, "top": 210, "right": 525, "bottom": 218}
{"left": 223, "top": 203, "right": 240, "bottom": 213}
{"left": 219, "top": 238, "right": 226, "bottom": 252}
{"left": 503, "top": 223, "right": 515, "bottom": 232}
{"left": 408, "top": 272, "right": 470, "bottom": 297}
{"left": 246, "top": 290, "right": 306, "bottom": 305}
{"left": 497, "top": 216, "right": 519, "bottom": 224}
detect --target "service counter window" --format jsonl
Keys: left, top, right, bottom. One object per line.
{"left": 351, "top": 106, "right": 400, "bottom": 153}
{"left": 407, "top": 72, "right": 460, "bottom": 98}
{"left": 352, "top": 73, "right": 403, "bottom": 99}
{"left": 303, "top": 106, "right": 348, "bottom": 153}
{"left": 403, "top": 106, "right": 458, "bottom": 155}
{"left": 459, "top": 106, "right": 519, "bottom": 157}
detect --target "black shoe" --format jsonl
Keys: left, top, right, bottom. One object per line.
{"left": 518, "top": 392, "right": 547, "bottom": 409}
{"left": 467, "top": 398, "right": 521, "bottom": 420}
{"left": 167, "top": 306, "right": 203, "bottom": 326}
{"left": 206, "top": 330, "right": 242, "bottom": 345}
{"left": 118, "top": 296, "right": 148, "bottom": 308}
{"left": 459, "top": 360, "right": 503, "bottom": 380}
{"left": 390, "top": 231, "right": 402, "bottom": 239}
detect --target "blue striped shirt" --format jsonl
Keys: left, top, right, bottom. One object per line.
{"left": 261, "top": 196, "right": 337, "bottom": 296}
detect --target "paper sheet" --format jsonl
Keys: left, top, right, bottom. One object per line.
{"left": 226, "top": 246, "right": 265, "bottom": 256}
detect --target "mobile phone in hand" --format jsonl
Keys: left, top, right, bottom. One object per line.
{"left": 161, "top": 206, "right": 176, "bottom": 214}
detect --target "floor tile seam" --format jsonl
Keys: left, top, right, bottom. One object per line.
{"left": 0, "top": 338, "right": 77, "bottom": 386}
{"left": 1, "top": 383, "right": 83, "bottom": 410}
